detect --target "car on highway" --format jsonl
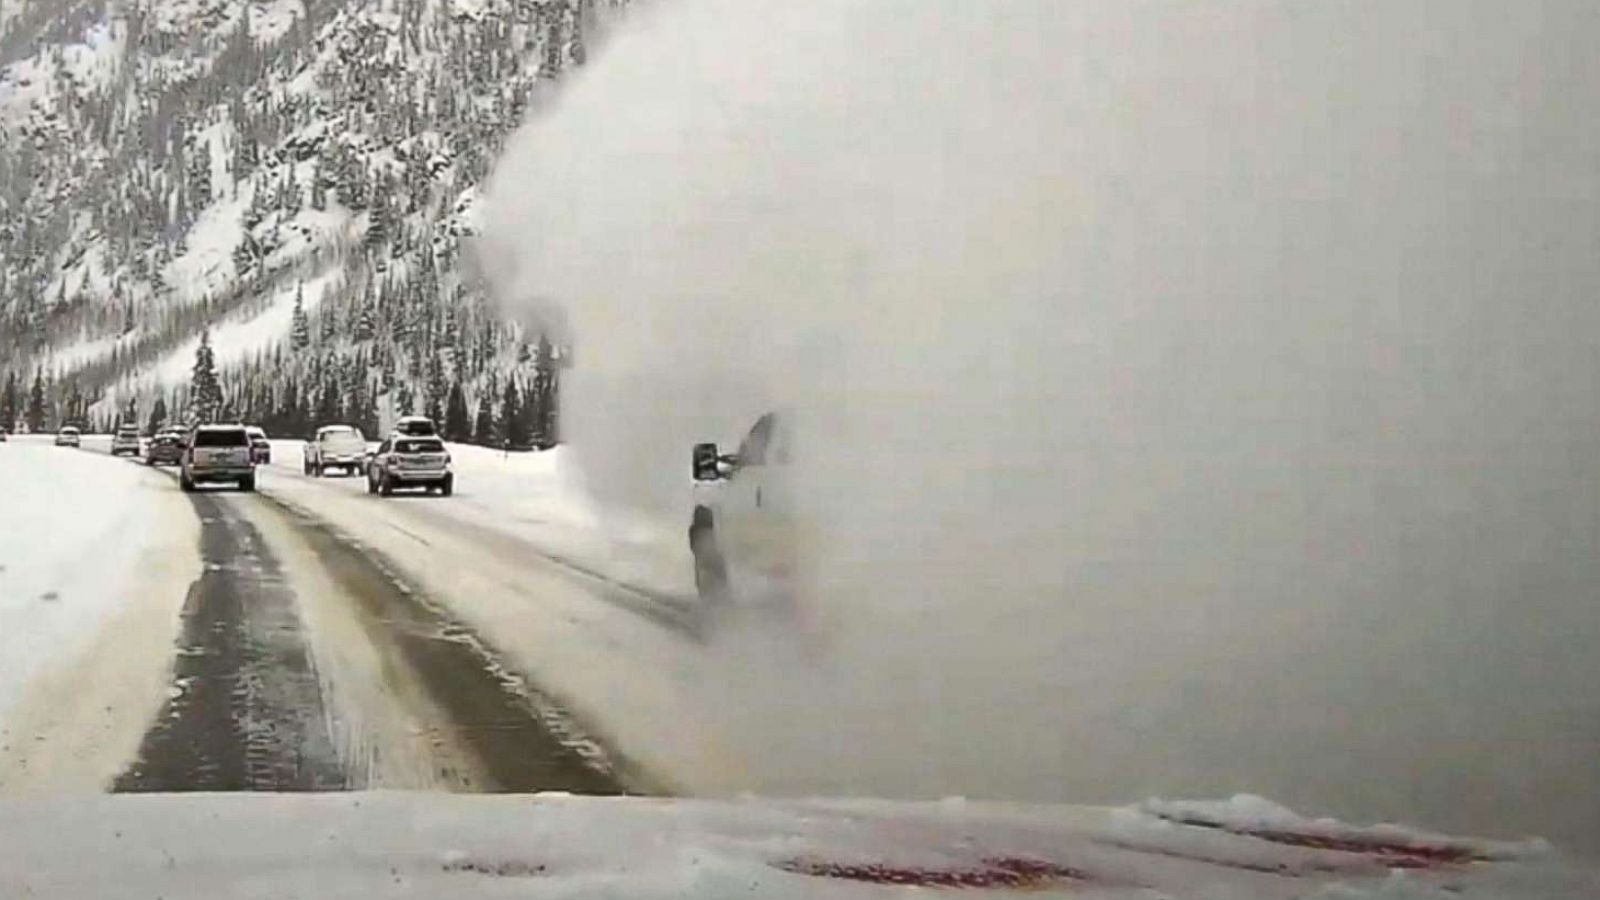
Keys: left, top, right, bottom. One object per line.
{"left": 392, "top": 415, "right": 439, "bottom": 437}
{"left": 180, "top": 424, "right": 257, "bottom": 492}
{"left": 54, "top": 426, "right": 81, "bottom": 448}
{"left": 303, "top": 425, "right": 367, "bottom": 476}
{"left": 111, "top": 424, "right": 142, "bottom": 457}
{"left": 144, "top": 432, "right": 185, "bottom": 467}
{"left": 366, "top": 435, "right": 453, "bottom": 497}
{"left": 246, "top": 426, "right": 272, "bottom": 464}
{"left": 688, "top": 412, "right": 797, "bottom": 610}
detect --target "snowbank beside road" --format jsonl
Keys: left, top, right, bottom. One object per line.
{"left": 0, "top": 436, "right": 200, "bottom": 789}
{"left": 1, "top": 792, "right": 1592, "bottom": 899}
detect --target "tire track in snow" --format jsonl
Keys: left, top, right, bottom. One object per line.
{"left": 258, "top": 495, "right": 641, "bottom": 795}
{"left": 113, "top": 487, "right": 344, "bottom": 792}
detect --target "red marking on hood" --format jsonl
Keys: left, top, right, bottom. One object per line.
{"left": 774, "top": 856, "right": 1091, "bottom": 890}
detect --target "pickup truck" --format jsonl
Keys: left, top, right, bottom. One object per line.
{"left": 180, "top": 424, "right": 257, "bottom": 492}
{"left": 303, "top": 425, "right": 367, "bottom": 476}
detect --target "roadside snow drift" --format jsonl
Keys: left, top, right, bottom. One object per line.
{"left": 0, "top": 436, "right": 200, "bottom": 789}
{"left": 1, "top": 792, "right": 1593, "bottom": 899}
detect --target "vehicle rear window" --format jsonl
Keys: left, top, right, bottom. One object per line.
{"left": 193, "top": 429, "right": 248, "bottom": 447}
{"left": 395, "top": 439, "right": 445, "bottom": 454}
{"left": 395, "top": 421, "right": 437, "bottom": 436}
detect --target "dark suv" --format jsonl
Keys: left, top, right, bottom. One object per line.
{"left": 145, "top": 432, "right": 184, "bottom": 466}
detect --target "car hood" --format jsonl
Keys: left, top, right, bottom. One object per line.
{"left": 0, "top": 793, "right": 1587, "bottom": 899}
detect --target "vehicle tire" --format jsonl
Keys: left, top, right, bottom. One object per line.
{"left": 239, "top": 474, "right": 256, "bottom": 492}
{"left": 313, "top": 462, "right": 323, "bottom": 477}
{"left": 439, "top": 475, "right": 454, "bottom": 497}
{"left": 303, "top": 460, "right": 312, "bottom": 476}
{"left": 366, "top": 471, "right": 377, "bottom": 494}
{"left": 689, "top": 505, "right": 731, "bottom": 608}
{"left": 379, "top": 473, "right": 393, "bottom": 496}
{"left": 180, "top": 472, "right": 195, "bottom": 492}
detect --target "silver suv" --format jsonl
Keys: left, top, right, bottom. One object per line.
{"left": 111, "top": 425, "right": 141, "bottom": 457}
{"left": 366, "top": 436, "right": 453, "bottom": 496}
{"left": 181, "top": 425, "right": 257, "bottom": 492}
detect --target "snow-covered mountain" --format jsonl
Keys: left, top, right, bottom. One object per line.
{"left": 0, "top": 0, "right": 608, "bottom": 442}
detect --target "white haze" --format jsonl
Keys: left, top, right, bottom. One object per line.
{"left": 482, "top": 0, "right": 1600, "bottom": 853}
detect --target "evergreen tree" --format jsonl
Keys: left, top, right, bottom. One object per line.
{"left": 310, "top": 161, "right": 328, "bottom": 211}
{"left": 147, "top": 395, "right": 169, "bottom": 435}
{"left": 499, "top": 376, "right": 520, "bottom": 447}
{"left": 0, "top": 371, "right": 18, "bottom": 432}
{"left": 65, "top": 382, "right": 85, "bottom": 429}
{"left": 316, "top": 374, "right": 342, "bottom": 427}
{"left": 443, "top": 379, "right": 470, "bottom": 442}
{"left": 472, "top": 378, "right": 495, "bottom": 446}
{"left": 425, "top": 355, "right": 446, "bottom": 424}
{"left": 190, "top": 328, "right": 223, "bottom": 423}
{"left": 319, "top": 303, "right": 337, "bottom": 344}
{"left": 291, "top": 284, "right": 311, "bottom": 352}
{"left": 25, "top": 370, "right": 47, "bottom": 433}
{"left": 531, "top": 332, "right": 558, "bottom": 447}
{"left": 395, "top": 382, "right": 415, "bottom": 417}
{"left": 361, "top": 379, "right": 382, "bottom": 438}
{"left": 353, "top": 296, "right": 376, "bottom": 342}
{"left": 280, "top": 379, "right": 302, "bottom": 437}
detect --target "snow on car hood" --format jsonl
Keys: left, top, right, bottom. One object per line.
{"left": 0, "top": 793, "right": 1590, "bottom": 899}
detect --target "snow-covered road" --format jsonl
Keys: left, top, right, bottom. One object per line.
{"left": 0, "top": 435, "right": 630, "bottom": 795}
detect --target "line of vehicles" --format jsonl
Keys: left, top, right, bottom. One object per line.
{"left": 54, "top": 415, "right": 454, "bottom": 499}
{"left": 23, "top": 411, "right": 791, "bottom": 611}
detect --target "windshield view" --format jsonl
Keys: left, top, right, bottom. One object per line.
{"left": 1, "top": 1, "right": 1597, "bottom": 897}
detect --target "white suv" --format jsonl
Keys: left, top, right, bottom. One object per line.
{"left": 303, "top": 425, "right": 367, "bottom": 476}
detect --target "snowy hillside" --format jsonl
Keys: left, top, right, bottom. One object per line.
{"left": 0, "top": 0, "right": 605, "bottom": 440}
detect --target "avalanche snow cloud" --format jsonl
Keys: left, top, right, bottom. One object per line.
{"left": 482, "top": 0, "right": 1600, "bottom": 852}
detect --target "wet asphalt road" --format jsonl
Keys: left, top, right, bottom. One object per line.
{"left": 114, "top": 488, "right": 342, "bottom": 792}
{"left": 108, "top": 465, "right": 632, "bottom": 796}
